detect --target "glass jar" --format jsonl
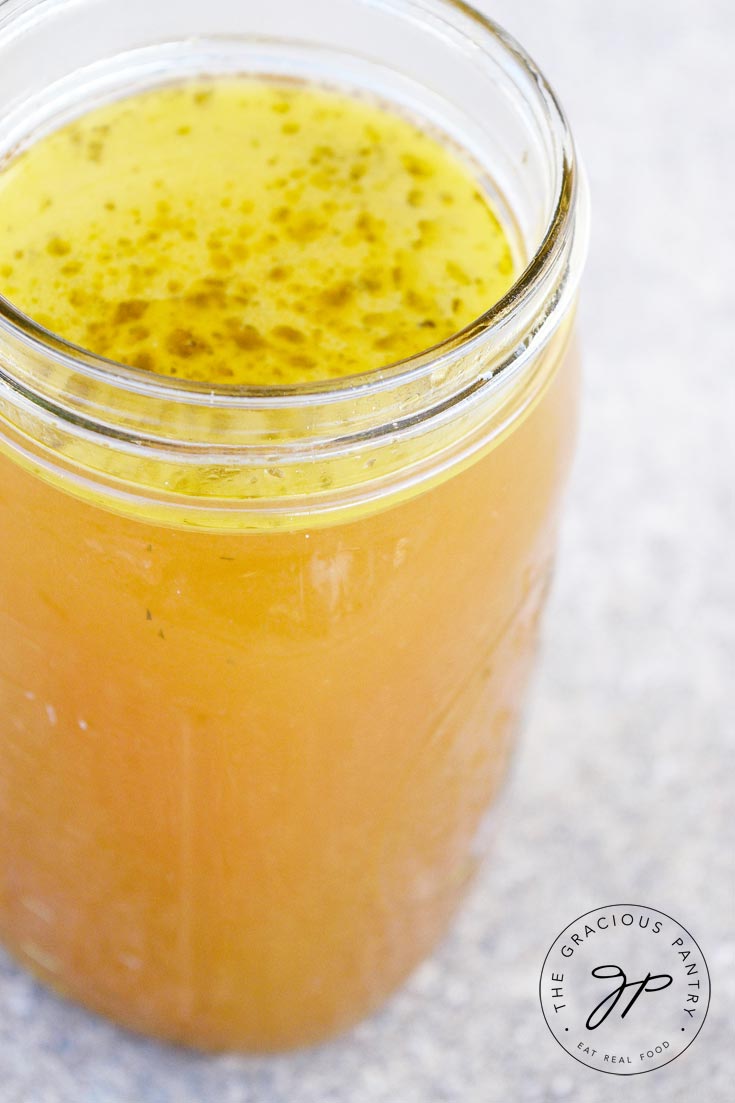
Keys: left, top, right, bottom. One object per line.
{"left": 0, "top": 0, "right": 588, "bottom": 1052}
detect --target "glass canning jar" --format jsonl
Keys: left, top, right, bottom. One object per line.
{"left": 0, "top": 0, "right": 589, "bottom": 1052}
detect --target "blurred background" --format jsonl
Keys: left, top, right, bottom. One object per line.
{"left": 1, "top": 0, "right": 732, "bottom": 1100}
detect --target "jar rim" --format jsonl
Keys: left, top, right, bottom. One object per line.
{"left": 0, "top": 0, "right": 582, "bottom": 416}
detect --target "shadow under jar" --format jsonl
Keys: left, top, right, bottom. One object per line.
{"left": 0, "top": 0, "right": 589, "bottom": 1052}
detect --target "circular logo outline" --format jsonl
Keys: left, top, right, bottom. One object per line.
{"left": 539, "top": 904, "right": 711, "bottom": 1076}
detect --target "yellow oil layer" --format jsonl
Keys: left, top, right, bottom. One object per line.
{"left": 0, "top": 79, "right": 514, "bottom": 386}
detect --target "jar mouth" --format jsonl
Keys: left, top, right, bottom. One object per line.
{"left": 0, "top": 0, "right": 582, "bottom": 413}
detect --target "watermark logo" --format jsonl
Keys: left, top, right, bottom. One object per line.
{"left": 539, "top": 905, "right": 710, "bottom": 1075}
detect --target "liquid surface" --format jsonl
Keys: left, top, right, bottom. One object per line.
{"left": 0, "top": 80, "right": 514, "bottom": 385}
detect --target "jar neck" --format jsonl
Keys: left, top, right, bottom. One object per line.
{"left": 0, "top": 0, "right": 589, "bottom": 522}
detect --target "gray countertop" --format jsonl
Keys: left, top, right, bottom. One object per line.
{"left": 1, "top": 1, "right": 733, "bottom": 1100}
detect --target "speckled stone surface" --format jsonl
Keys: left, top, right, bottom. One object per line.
{"left": 1, "top": 1, "right": 733, "bottom": 1100}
